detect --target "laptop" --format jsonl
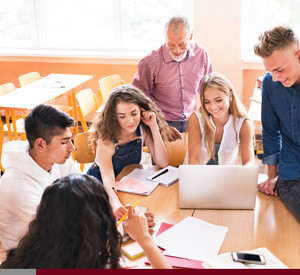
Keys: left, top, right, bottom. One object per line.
{"left": 179, "top": 165, "right": 259, "bottom": 209}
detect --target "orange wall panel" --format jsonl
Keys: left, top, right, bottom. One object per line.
{"left": 0, "top": 60, "right": 138, "bottom": 93}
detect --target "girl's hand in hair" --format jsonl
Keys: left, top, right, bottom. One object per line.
{"left": 141, "top": 108, "right": 157, "bottom": 129}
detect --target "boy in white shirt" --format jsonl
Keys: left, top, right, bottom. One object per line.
{"left": 0, "top": 104, "right": 81, "bottom": 262}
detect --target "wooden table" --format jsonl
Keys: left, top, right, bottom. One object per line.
{"left": 116, "top": 164, "right": 193, "bottom": 225}
{"left": 117, "top": 164, "right": 300, "bottom": 268}
{"left": 0, "top": 73, "right": 93, "bottom": 139}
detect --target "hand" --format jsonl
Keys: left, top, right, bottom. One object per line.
{"left": 167, "top": 126, "right": 182, "bottom": 142}
{"left": 145, "top": 211, "right": 156, "bottom": 235}
{"left": 257, "top": 77, "right": 262, "bottom": 88}
{"left": 113, "top": 204, "right": 127, "bottom": 220}
{"left": 141, "top": 109, "right": 157, "bottom": 128}
{"left": 258, "top": 177, "right": 278, "bottom": 196}
{"left": 123, "top": 205, "right": 151, "bottom": 243}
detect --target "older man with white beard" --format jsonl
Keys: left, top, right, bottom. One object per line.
{"left": 132, "top": 16, "right": 212, "bottom": 138}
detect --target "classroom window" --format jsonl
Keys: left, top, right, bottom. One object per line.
{"left": 0, "top": 0, "right": 193, "bottom": 57}
{"left": 241, "top": 0, "right": 300, "bottom": 62}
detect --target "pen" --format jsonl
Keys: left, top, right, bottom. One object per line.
{"left": 112, "top": 187, "right": 125, "bottom": 206}
{"left": 116, "top": 200, "right": 140, "bottom": 227}
{"left": 151, "top": 168, "right": 168, "bottom": 180}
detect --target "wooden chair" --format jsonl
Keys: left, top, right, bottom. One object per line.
{"left": 165, "top": 132, "right": 188, "bottom": 167}
{"left": 75, "top": 88, "right": 99, "bottom": 133}
{"left": 0, "top": 82, "right": 15, "bottom": 118}
{"left": 18, "top": 72, "right": 72, "bottom": 114}
{"left": 18, "top": 72, "right": 41, "bottom": 86}
{"left": 0, "top": 83, "right": 26, "bottom": 141}
{"left": 73, "top": 131, "right": 95, "bottom": 171}
{"left": 98, "top": 74, "right": 124, "bottom": 105}
{"left": 0, "top": 119, "right": 5, "bottom": 172}
{"left": 0, "top": 83, "right": 15, "bottom": 96}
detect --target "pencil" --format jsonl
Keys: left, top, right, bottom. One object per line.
{"left": 112, "top": 187, "right": 125, "bottom": 206}
{"left": 116, "top": 200, "right": 140, "bottom": 227}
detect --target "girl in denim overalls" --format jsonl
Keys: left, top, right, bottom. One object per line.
{"left": 87, "top": 85, "right": 169, "bottom": 219}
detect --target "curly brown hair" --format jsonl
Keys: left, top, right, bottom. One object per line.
{"left": 89, "top": 84, "right": 169, "bottom": 152}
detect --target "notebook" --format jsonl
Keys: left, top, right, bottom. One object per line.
{"left": 116, "top": 166, "right": 179, "bottom": 195}
{"left": 116, "top": 168, "right": 159, "bottom": 195}
{"left": 179, "top": 165, "right": 259, "bottom": 209}
{"left": 146, "top": 166, "right": 179, "bottom": 186}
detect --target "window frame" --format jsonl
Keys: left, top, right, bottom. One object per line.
{"left": 0, "top": 0, "right": 193, "bottom": 59}
{"left": 241, "top": 0, "right": 300, "bottom": 63}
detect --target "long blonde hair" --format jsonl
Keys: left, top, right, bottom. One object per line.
{"left": 198, "top": 72, "right": 249, "bottom": 160}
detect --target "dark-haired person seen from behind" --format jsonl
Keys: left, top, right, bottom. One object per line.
{"left": 0, "top": 104, "right": 81, "bottom": 263}
{"left": 132, "top": 16, "right": 212, "bottom": 138}
{"left": 0, "top": 174, "right": 171, "bottom": 269}
{"left": 254, "top": 26, "right": 300, "bottom": 221}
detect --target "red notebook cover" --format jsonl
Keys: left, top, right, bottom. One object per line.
{"left": 145, "top": 222, "right": 204, "bottom": 269}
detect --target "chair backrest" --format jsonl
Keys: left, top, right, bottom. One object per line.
{"left": 0, "top": 119, "right": 5, "bottom": 172}
{"left": 74, "top": 131, "right": 95, "bottom": 164}
{"left": 75, "top": 88, "right": 99, "bottom": 132}
{"left": 98, "top": 74, "right": 124, "bottom": 105}
{"left": 0, "top": 83, "right": 15, "bottom": 96}
{"left": 19, "top": 72, "right": 41, "bottom": 87}
{"left": 165, "top": 132, "right": 188, "bottom": 167}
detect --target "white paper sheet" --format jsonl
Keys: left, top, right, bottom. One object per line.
{"left": 258, "top": 173, "right": 268, "bottom": 184}
{"left": 154, "top": 216, "right": 228, "bottom": 261}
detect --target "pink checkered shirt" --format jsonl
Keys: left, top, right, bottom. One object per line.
{"left": 132, "top": 42, "right": 212, "bottom": 121}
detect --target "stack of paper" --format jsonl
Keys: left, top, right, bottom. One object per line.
{"left": 144, "top": 222, "right": 204, "bottom": 269}
{"left": 116, "top": 169, "right": 159, "bottom": 195}
{"left": 122, "top": 242, "right": 145, "bottom": 260}
{"left": 154, "top": 216, "right": 228, "bottom": 263}
{"left": 116, "top": 166, "right": 178, "bottom": 195}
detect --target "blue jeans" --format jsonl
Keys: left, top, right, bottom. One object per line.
{"left": 87, "top": 138, "right": 142, "bottom": 182}
{"left": 277, "top": 177, "right": 300, "bottom": 222}
{"left": 166, "top": 120, "right": 188, "bottom": 133}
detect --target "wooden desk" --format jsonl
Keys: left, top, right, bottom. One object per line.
{"left": 194, "top": 192, "right": 300, "bottom": 268}
{"left": 116, "top": 164, "right": 193, "bottom": 225}
{"left": 117, "top": 164, "right": 300, "bottom": 268}
{"left": 0, "top": 73, "right": 93, "bottom": 139}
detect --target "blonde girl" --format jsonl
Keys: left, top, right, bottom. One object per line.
{"left": 186, "top": 72, "right": 254, "bottom": 165}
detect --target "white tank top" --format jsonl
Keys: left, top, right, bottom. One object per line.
{"left": 184, "top": 111, "right": 245, "bottom": 165}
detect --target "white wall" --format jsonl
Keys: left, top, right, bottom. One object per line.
{"left": 193, "top": 0, "right": 243, "bottom": 99}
